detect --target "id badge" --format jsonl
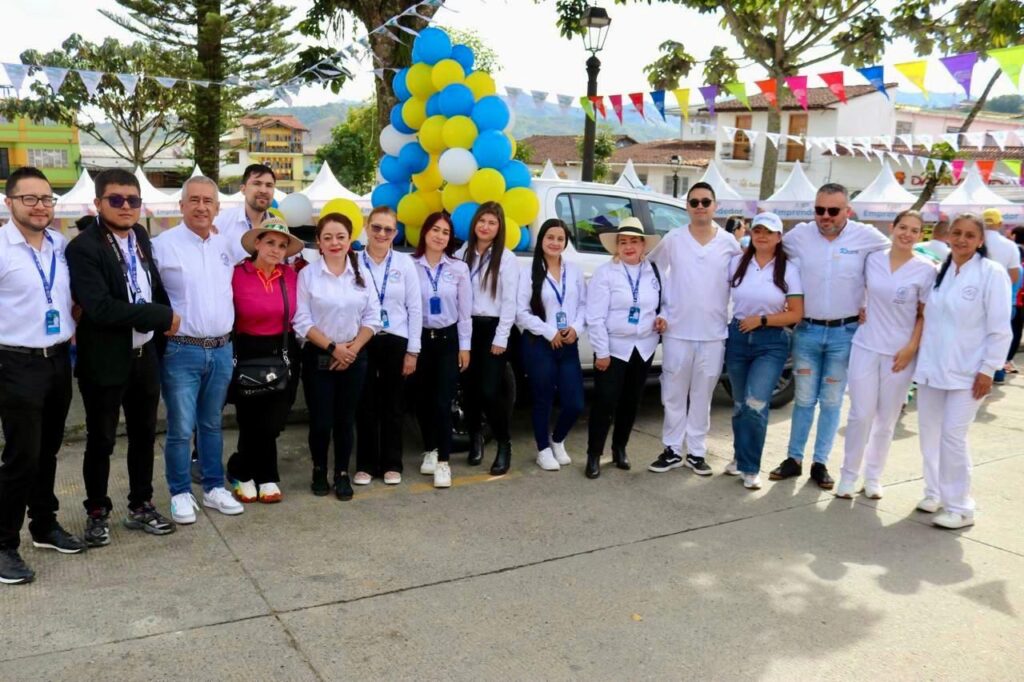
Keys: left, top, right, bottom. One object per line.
{"left": 381, "top": 308, "right": 390, "bottom": 329}
{"left": 429, "top": 296, "right": 442, "bottom": 315}
{"left": 45, "top": 309, "right": 61, "bottom": 335}
{"left": 556, "top": 311, "right": 568, "bottom": 330}
{"left": 134, "top": 296, "right": 147, "bottom": 305}
{"left": 627, "top": 306, "right": 640, "bottom": 325}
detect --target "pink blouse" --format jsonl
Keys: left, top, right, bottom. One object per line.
{"left": 232, "top": 261, "right": 298, "bottom": 336}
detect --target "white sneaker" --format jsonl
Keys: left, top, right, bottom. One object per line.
{"left": 835, "top": 477, "right": 858, "bottom": 499}
{"left": 863, "top": 480, "right": 883, "bottom": 499}
{"left": 724, "top": 459, "right": 740, "bottom": 476}
{"left": 420, "top": 450, "right": 438, "bottom": 475}
{"left": 933, "top": 511, "right": 974, "bottom": 529}
{"left": 258, "top": 482, "right": 282, "bottom": 503}
{"left": 353, "top": 471, "right": 372, "bottom": 485}
{"left": 230, "top": 478, "right": 258, "bottom": 503}
{"left": 550, "top": 441, "right": 571, "bottom": 466}
{"left": 916, "top": 497, "right": 941, "bottom": 513}
{"left": 742, "top": 473, "right": 762, "bottom": 490}
{"left": 434, "top": 462, "right": 452, "bottom": 488}
{"left": 203, "top": 487, "right": 244, "bottom": 516}
{"left": 536, "top": 448, "right": 560, "bottom": 471}
{"left": 383, "top": 471, "right": 402, "bottom": 485}
{"left": 170, "top": 492, "right": 199, "bottom": 524}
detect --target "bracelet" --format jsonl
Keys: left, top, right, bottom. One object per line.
{"left": 325, "top": 342, "right": 337, "bottom": 355}
{"left": 760, "top": 315, "right": 768, "bottom": 328}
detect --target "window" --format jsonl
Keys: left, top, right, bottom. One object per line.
{"left": 895, "top": 120, "right": 913, "bottom": 136}
{"left": 554, "top": 192, "right": 635, "bottom": 253}
{"left": 26, "top": 148, "right": 68, "bottom": 168}
{"left": 661, "top": 174, "right": 688, "bottom": 197}
{"left": 648, "top": 201, "right": 690, "bottom": 237}
{"left": 733, "top": 114, "right": 753, "bottom": 160}
{"left": 945, "top": 126, "right": 960, "bottom": 134}
{"left": 0, "top": 148, "right": 8, "bottom": 179}
{"left": 785, "top": 114, "right": 807, "bottom": 162}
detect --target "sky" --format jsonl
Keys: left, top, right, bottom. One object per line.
{"left": 0, "top": 0, "right": 1016, "bottom": 111}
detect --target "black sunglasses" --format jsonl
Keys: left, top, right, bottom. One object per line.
{"left": 369, "top": 223, "right": 396, "bottom": 235}
{"left": 103, "top": 194, "right": 143, "bottom": 209}
{"left": 688, "top": 198, "right": 713, "bottom": 208}
{"left": 815, "top": 206, "right": 842, "bottom": 217}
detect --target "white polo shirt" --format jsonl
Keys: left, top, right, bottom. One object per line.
{"left": 0, "top": 223, "right": 74, "bottom": 347}
{"left": 728, "top": 255, "right": 803, "bottom": 319}
{"left": 361, "top": 249, "right": 423, "bottom": 353}
{"left": 853, "top": 250, "right": 936, "bottom": 356}
{"left": 293, "top": 257, "right": 383, "bottom": 344}
{"left": 586, "top": 259, "right": 662, "bottom": 362}
{"left": 984, "top": 230, "right": 1022, "bottom": 278}
{"left": 151, "top": 224, "right": 235, "bottom": 338}
{"left": 214, "top": 204, "right": 266, "bottom": 265}
{"left": 917, "top": 239, "right": 949, "bottom": 263}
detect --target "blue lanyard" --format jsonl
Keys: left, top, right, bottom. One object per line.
{"left": 27, "top": 234, "right": 57, "bottom": 306}
{"left": 470, "top": 251, "right": 491, "bottom": 282}
{"left": 423, "top": 261, "right": 445, "bottom": 294}
{"left": 363, "top": 251, "right": 392, "bottom": 305}
{"left": 623, "top": 262, "right": 642, "bottom": 306}
{"left": 545, "top": 264, "right": 567, "bottom": 309}
{"left": 124, "top": 233, "right": 143, "bottom": 300}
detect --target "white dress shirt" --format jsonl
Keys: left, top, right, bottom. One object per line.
{"left": 649, "top": 225, "right": 741, "bottom": 341}
{"left": 362, "top": 249, "right": 424, "bottom": 353}
{"left": 586, "top": 259, "right": 661, "bottom": 362}
{"left": 728, "top": 255, "right": 803, "bottom": 319}
{"left": 151, "top": 223, "right": 235, "bottom": 338}
{"left": 112, "top": 231, "right": 155, "bottom": 348}
{"left": 917, "top": 239, "right": 950, "bottom": 263}
{"left": 914, "top": 254, "right": 1012, "bottom": 389}
{"left": 293, "top": 257, "right": 382, "bottom": 344}
{"left": 516, "top": 259, "right": 587, "bottom": 341}
{"left": 0, "top": 223, "right": 74, "bottom": 347}
{"left": 783, "top": 219, "right": 890, "bottom": 320}
{"left": 214, "top": 204, "right": 265, "bottom": 265}
{"left": 853, "top": 250, "right": 936, "bottom": 356}
{"left": 984, "top": 230, "right": 1022, "bottom": 277}
{"left": 456, "top": 244, "right": 520, "bottom": 348}
{"left": 414, "top": 254, "right": 473, "bottom": 351}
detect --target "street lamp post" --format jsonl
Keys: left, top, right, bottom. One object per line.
{"left": 580, "top": 6, "right": 610, "bottom": 183}
{"left": 670, "top": 154, "right": 682, "bottom": 198}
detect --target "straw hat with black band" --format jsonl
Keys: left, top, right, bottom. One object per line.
{"left": 241, "top": 217, "right": 305, "bottom": 258}
{"left": 598, "top": 217, "right": 661, "bottom": 256}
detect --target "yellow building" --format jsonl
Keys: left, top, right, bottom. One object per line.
{"left": 226, "top": 114, "right": 309, "bottom": 193}
{"left": 0, "top": 116, "right": 82, "bottom": 191}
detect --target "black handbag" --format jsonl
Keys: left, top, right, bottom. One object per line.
{"left": 232, "top": 273, "right": 292, "bottom": 399}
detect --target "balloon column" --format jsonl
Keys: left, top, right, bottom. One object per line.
{"left": 371, "top": 27, "right": 538, "bottom": 251}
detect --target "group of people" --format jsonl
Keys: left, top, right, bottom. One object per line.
{"left": 0, "top": 161, "right": 1017, "bottom": 586}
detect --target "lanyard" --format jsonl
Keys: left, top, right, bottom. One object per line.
{"left": 423, "top": 261, "right": 445, "bottom": 294}
{"left": 27, "top": 233, "right": 56, "bottom": 306}
{"left": 622, "top": 262, "right": 643, "bottom": 306}
{"left": 470, "top": 251, "right": 491, "bottom": 282}
{"left": 363, "top": 250, "right": 392, "bottom": 305}
{"left": 545, "top": 264, "right": 567, "bottom": 309}
{"left": 102, "top": 224, "right": 148, "bottom": 301}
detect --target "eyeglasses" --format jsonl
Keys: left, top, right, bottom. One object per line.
{"left": 815, "top": 206, "right": 842, "bottom": 217}
{"left": 103, "top": 194, "right": 143, "bottom": 209}
{"left": 369, "top": 223, "right": 397, "bottom": 236}
{"left": 688, "top": 198, "right": 713, "bottom": 208}
{"left": 11, "top": 194, "right": 56, "bottom": 207}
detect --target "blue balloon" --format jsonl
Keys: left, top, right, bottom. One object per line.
{"left": 500, "top": 160, "right": 531, "bottom": 189}
{"left": 398, "top": 142, "right": 430, "bottom": 174}
{"left": 371, "top": 182, "right": 408, "bottom": 211}
{"left": 390, "top": 105, "right": 415, "bottom": 134}
{"left": 472, "top": 130, "right": 513, "bottom": 170}
{"left": 392, "top": 68, "right": 411, "bottom": 102}
{"left": 450, "top": 44, "right": 474, "bottom": 73}
{"left": 414, "top": 27, "right": 452, "bottom": 65}
{"left": 396, "top": 222, "right": 406, "bottom": 246}
{"left": 516, "top": 226, "right": 530, "bottom": 251}
{"left": 439, "top": 84, "right": 475, "bottom": 118}
{"left": 270, "top": 198, "right": 279, "bottom": 209}
{"left": 471, "top": 95, "right": 510, "bottom": 131}
{"left": 426, "top": 92, "right": 442, "bottom": 117}
{"left": 380, "top": 155, "right": 410, "bottom": 183}
{"left": 452, "top": 202, "right": 480, "bottom": 241}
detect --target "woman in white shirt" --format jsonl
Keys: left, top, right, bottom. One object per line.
{"left": 354, "top": 207, "right": 423, "bottom": 487}
{"left": 414, "top": 212, "right": 472, "bottom": 488}
{"left": 293, "top": 213, "right": 382, "bottom": 502}
{"left": 838, "top": 210, "right": 936, "bottom": 500}
{"left": 914, "top": 214, "right": 1012, "bottom": 530}
{"left": 724, "top": 213, "right": 804, "bottom": 490}
{"left": 584, "top": 218, "right": 666, "bottom": 479}
{"left": 459, "top": 202, "right": 520, "bottom": 476}
{"left": 516, "top": 219, "right": 586, "bottom": 472}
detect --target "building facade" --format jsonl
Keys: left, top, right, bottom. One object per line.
{"left": 0, "top": 116, "right": 81, "bottom": 191}
{"left": 222, "top": 114, "right": 310, "bottom": 192}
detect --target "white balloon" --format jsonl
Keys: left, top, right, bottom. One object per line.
{"left": 503, "top": 107, "right": 516, "bottom": 134}
{"left": 278, "top": 192, "right": 314, "bottom": 227}
{"left": 438, "top": 148, "right": 479, "bottom": 185}
{"left": 380, "top": 124, "right": 416, "bottom": 157}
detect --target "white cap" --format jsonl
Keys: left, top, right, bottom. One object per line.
{"left": 750, "top": 212, "right": 783, "bottom": 233}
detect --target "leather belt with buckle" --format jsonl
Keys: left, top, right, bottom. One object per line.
{"left": 0, "top": 341, "right": 71, "bottom": 358}
{"left": 168, "top": 334, "right": 231, "bottom": 349}
{"left": 803, "top": 316, "right": 859, "bottom": 327}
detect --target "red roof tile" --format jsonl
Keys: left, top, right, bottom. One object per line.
{"left": 610, "top": 139, "right": 713, "bottom": 168}
{"left": 518, "top": 134, "right": 637, "bottom": 165}
{"left": 239, "top": 114, "right": 309, "bottom": 132}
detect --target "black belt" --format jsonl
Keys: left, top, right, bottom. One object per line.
{"left": 422, "top": 324, "right": 457, "bottom": 340}
{"left": 132, "top": 345, "right": 146, "bottom": 358}
{"left": 168, "top": 334, "right": 231, "bottom": 349}
{"left": 803, "top": 316, "right": 859, "bottom": 327}
{"left": 0, "top": 341, "right": 70, "bottom": 358}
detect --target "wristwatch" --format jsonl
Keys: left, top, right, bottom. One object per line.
{"left": 760, "top": 315, "right": 768, "bottom": 328}
{"left": 325, "top": 342, "right": 337, "bottom": 355}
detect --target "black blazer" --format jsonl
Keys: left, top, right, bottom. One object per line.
{"left": 66, "top": 215, "right": 174, "bottom": 387}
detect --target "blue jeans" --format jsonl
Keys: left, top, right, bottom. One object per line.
{"left": 522, "top": 334, "right": 584, "bottom": 450}
{"left": 725, "top": 322, "right": 791, "bottom": 474}
{"left": 787, "top": 320, "right": 857, "bottom": 464}
{"left": 161, "top": 341, "right": 234, "bottom": 495}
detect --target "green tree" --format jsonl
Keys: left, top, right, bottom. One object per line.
{"left": 514, "top": 139, "right": 534, "bottom": 164}
{"left": 316, "top": 101, "right": 378, "bottom": 194}
{"left": 101, "top": 0, "right": 296, "bottom": 181}
{"left": 576, "top": 125, "right": 615, "bottom": 183}
{"left": 985, "top": 94, "right": 1023, "bottom": 114}
{"left": 0, "top": 34, "right": 192, "bottom": 167}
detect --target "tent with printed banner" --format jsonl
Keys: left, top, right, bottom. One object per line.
{"left": 700, "top": 162, "right": 756, "bottom": 218}
{"left": 940, "top": 164, "right": 1023, "bottom": 225}
{"left": 851, "top": 161, "right": 939, "bottom": 222}
{"left": 54, "top": 169, "right": 96, "bottom": 218}
{"left": 134, "top": 166, "right": 178, "bottom": 217}
{"left": 300, "top": 162, "right": 363, "bottom": 210}
{"left": 759, "top": 161, "right": 818, "bottom": 221}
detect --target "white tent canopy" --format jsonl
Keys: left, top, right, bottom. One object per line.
{"left": 760, "top": 161, "right": 818, "bottom": 220}
{"left": 0, "top": 193, "right": 9, "bottom": 219}
{"left": 940, "top": 164, "right": 1023, "bottom": 224}
{"left": 169, "top": 165, "right": 234, "bottom": 206}
{"left": 54, "top": 169, "right": 96, "bottom": 218}
{"left": 614, "top": 159, "right": 650, "bottom": 191}
{"left": 134, "top": 166, "right": 178, "bottom": 217}
{"left": 851, "top": 161, "right": 939, "bottom": 222}
{"left": 300, "top": 162, "right": 361, "bottom": 209}
{"left": 540, "top": 159, "right": 561, "bottom": 180}
{"left": 700, "top": 161, "right": 755, "bottom": 217}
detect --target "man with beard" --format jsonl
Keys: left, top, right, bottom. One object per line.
{"left": 215, "top": 164, "right": 276, "bottom": 263}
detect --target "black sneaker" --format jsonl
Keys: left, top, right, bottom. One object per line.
{"left": 31, "top": 524, "right": 87, "bottom": 554}
{"left": 810, "top": 462, "right": 835, "bottom": 490}
{"left": 84, "top": 509, "right": 111, "bottom": 548}
{"left": 335, "top": 473, "right": 354, "bottom": 501}
{"left": 311, "top": 467, "right": 330, "bottom": 497}
{"left": 648, "top": 448, "right": 684, "bottom": 473}
{"left": 0, "top": 548, "right": 35, "bottom": 585}
{"left": 769, "top": 457, "right": 803, "bottom": 481}
{"left": 684, "top": 454, "right": 713, "bottom": 476}
{"left": 123, "top": 502, "right": 176, "bottom": 536}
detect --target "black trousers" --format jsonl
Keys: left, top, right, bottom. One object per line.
{"left": 416, "top": 326, "right": 459, "bottom": 462}
{"left": 302, "top": 344, "right": 367, "bottom": 476}
{"left": 587, "top": 349, "right": 653, "bottom": 457}
{"left": 356, "top": 333, "right": 408, "bottom": 475}
{"left": 79, "top": 342, "right": 160, "bottom": 513}
{"left": 227, "top": 334, "right": 300, "bottom": 485}
{"left": 462, "top": 316, "right": 511, "bottom": 441}
{"left": 0, "top": 347, "right": 72, "bottom": 549}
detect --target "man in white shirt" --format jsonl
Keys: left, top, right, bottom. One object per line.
{"left": 213, "top": 163, "right": 276, "bottom": 264}
{"left": 152, "top": 176, "right": 243, "bottom": 524}
{"left": 916, "top": 219, "right": 950, "bottom": 264}
{"left": 0, "top": 167, "right": 86, "bottom": 585}
{"left": 982, "top": 208, "right": 1021, "bottom": 384}
{"left": 771, "top": 183, "right": 889, "bottom": 489}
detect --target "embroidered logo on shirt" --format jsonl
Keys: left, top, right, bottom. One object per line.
{"left": 838, "top": 247, "right": 860, "bottom": 255}
{"left": 442, "top": 270, "right": 456, "bottom": 283}
{"left": 893, "top": 286, "right": 909, "bottom": 304}
{"left": 961, "top": 286, "right": 979, "bottom": 301}
{"left": 388, "top": 270, "right": 402, "bottom": 282}
{"left": 220, "top": 252, "right": 231, "bottom": 267}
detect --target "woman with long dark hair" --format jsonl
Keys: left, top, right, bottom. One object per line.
{"left": 516, "top": 219, "right": 585, "bottom": 471}
{"left": 724, "top": 213, "right": 803, "bottom": 490}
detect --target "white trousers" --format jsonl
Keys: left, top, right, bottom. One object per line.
{"left": 840, "top": 346, "right": 915, "bottom": 483}
{"left": 916, "top": 384, "right": 981, "bottom": 516}
{"left": 660, "top": 338, "right": 725, "bottom": 458}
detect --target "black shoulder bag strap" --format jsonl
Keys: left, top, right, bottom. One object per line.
{"left": 650, "top": 261, "right": 663, "bottom": 315}
{"left": 279, "top": 273, "right": 291, "bottom": 371}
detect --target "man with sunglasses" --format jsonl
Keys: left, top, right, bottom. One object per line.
{"left": 0, "top": 167, "right": 85, "bottom": 585}
{"left": 215, "top": 164, "right": 277, "bottom": 264}
{"left": 66, "top": 169, "right": 180, "bottom": 547}
{"left": 771, "top": 183, "right": 888, "bottom": 489}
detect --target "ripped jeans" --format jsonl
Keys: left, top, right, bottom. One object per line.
{"left": 725, "top": 321, "right": 792, "bottom": 474}
{"left": 786, "top": 320, "right": 857, "bottom": 465}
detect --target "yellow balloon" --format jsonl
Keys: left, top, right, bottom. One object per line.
{"left": 431, "top": 59, "right": 465, "bottom": 91}
{"left": 508, "top": 134, "right": 517, "bottom": 158}
{"left": 412, "top": 157, "right": 443, "bottom": 192}
{"left": 501, "top": 187, "right": 540, "bottom": 225}
{"left": 419, "top": 115, "right": 448, "bottom": 154}
{"left": 404, "top": 222, "right": 422, "bottom": 248}
{"left": 397, "top": 193, "right": 428, "bottom": 230}
{"left": 402, "top": 97, "right": 427, "bottom": 131}
{"left": 406, "top": 62, "right": 435, "bottom": 98}
{"left": 442, "top": 115, "right": 478, "bottom": 150}
{"left": 415, "top": 189, "right": 443, "bottom": 215}
{"left": 504, "top": 217, "right": 521, "bottom": 250}
{"left": 465, "top": 71, "right": 497, "bottom": 100}
{"left": 441, "top": 182, "right": 472, "bottom": 212}
{"left": 319, "top": 198, "right": 365, "bottom": 241}
{"left": 268, "top": 207, "right": 286, "bottom": 221}
{"left": 469, "top": 168, "right": 506, "bottom": 204}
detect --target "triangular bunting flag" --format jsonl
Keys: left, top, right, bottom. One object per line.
{"left": 579, "top": 96, "right": 595, "bottom": 121}
{"left": 557, "top": 94, "right": 574, "bottom": 113}
{"left": 650, "top": 90, "right": 666, "bottom": 121}
{"left": 724, "top": 82, "right": 749, "bottom": 109}
{"left": 285, "top": 81, "right": 302, "bottom": 96}
{"left": 589, "top": 95, "right": 606, "bottom": 119}
{"left": 608, "top": 94, "right": 624, "bottom": 123}
{"left": 722, "top": 126, "right": 737, "bottom": 139}
{"left": 746, "top": 130, "right": 760, "bottom": 146}
{"left": 939, "top": 52, "right": 978, "bottom": 97}
{"left": 274, "top": 87, "right": 292, "bottom": 106}
{"left": 894, "top": 60, "right": 929, "bottom": 98}
{"left": 155, "top": 76, "right": 178, "bottom": 89}
{"left": 784, "top": 75, "right": 809, "bottom": 110}
{"left": 1003, "top": 159, "right": 1022, "bottom": 180}
{"left": 628, "top": 92, "right": 645, "bottom": 119}
{"left": 42, "top": 66, "right": 69, "bottom": 94}
{"left": 940, "top": 132, "right": 960, "bottom": 151}
{"left": 765, "top": 132, "right": 780, "bottom": 148}
{"left": 963, "top": 132, "right": 986, "bottom": 149}
{"left": 192, "top": 80, "right": 210, "bottom": 88}
{"left": 857, "top": 65, "right": 887, "bottom": 98}
{"left": 818, "top": 71, "right": 847, "bottom": 103}
{"left": 989, "top": 46, "right": 1024, "bottom": 88}
{"left": 117, "top": 73, "right": 139, "bottom": 96}
{"left": 896, "top": 133, "right": 914, "bottom": 151}
{"left": 76, "top": 70, "right": 104, "bottom": 97}
{"left": 887, "top": 151, "right": 902, "bottom": 165}
{"left": 530, "top": 90, "right": 548, "bottom": 109}
{"left": 3, "top": 63, "right": 28, "bottom": 93}
{"left": 788, "top": 135, "right": 805, "bottom": 146}
{"left": 698, "top": 85, "right": 718, "bottom": 116}
{"left": 837, "top": 136, "right": 855, "bottom": 154}
{"left": 975, "top": 160, "right": 995, "bottom": 183}
{"left": 916, "top": 133, "right": 934, "bottom": 152}
{"left": 671, "top": 88, "right": 690, "bottom": 122}
{"left": 950, "top": 159, "right": 965, "bottom": 182}
{"left": 505, "top": 86, "right": 523, "bottom": 104}
{"left": 876, "top": 135, "right": 893, "bottom": 150}
{"left": 755, "top": 79, "right": 778, "bottom": 108}
{"left": 991, "top": 130, "right": 1009, "bottom": 151}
